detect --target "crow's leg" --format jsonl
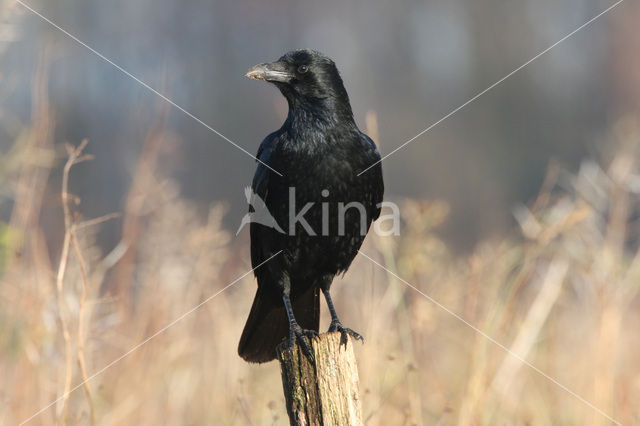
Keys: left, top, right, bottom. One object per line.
{"left": 282, "top": 292, "right": 318, "bottom": 361}
{"left": 322, "top": 288, "right": 364, "bottom": 346}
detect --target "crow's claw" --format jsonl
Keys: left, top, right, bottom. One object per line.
{"left": 286, "top": 323, "right": 318, "bottom": 362}
{"left": 328, "top": 321, "right": 364, "bottom": 347}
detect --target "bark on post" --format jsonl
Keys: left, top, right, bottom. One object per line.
{"left": 277, "top": 332, "right": 363, "bottom": 426}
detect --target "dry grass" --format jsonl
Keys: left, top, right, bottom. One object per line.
{"left": 1, "top": 63, "right": 640, "bottom": 426}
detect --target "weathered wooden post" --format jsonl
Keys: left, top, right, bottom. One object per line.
{"left": 277, "top": 332, "right": 363, "bottom": 426}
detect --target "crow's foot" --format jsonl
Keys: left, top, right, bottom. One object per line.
{"left": 285, "top": 323, "right": 318, "bottom": 362}
{"left": 328, "top": 321, "right": 364, "bottom": 347}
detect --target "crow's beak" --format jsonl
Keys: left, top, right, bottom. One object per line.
{"left": 245, "top": 61, "right": 293, "bottom": 83}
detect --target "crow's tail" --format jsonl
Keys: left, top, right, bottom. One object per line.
{"left": 238, "top": 285, "right": 319, "bottom": 363}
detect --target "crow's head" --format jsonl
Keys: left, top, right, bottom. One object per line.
{"left": 246, "top": 49, "right": 350, "bottom": 111}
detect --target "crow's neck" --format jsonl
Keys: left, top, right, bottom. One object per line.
{"left": 285, "top": 96, "right": 355, "bottom": 133}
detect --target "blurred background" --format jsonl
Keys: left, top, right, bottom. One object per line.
{"left": 1, "top": 0, "right": 639, "bottom": 424}
{"left": 2, "top": 0, "right": 638, "bottom": 248}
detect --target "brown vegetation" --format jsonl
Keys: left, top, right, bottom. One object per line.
{"left": 1, "top": 57, "right": 639, "bottom": 426}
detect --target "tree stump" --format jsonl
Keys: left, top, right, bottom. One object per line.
{"left": 277, "top": 332, "right": 363, "bottom": 426}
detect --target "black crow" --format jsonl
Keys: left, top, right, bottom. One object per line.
{"left": 238, "top": 49, "right": 384, "bottom": 363}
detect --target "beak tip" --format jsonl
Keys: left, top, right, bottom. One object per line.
{"left": 245, "top": 64, "right": 265, "bottom": 81}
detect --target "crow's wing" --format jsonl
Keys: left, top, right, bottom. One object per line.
{"left": 360, "top": 133, "right": 384, "bottom": 221}
{"left": 250, "top": 132, "right": 283, "bottom": 273}
{"left": 251, "top": 137, "right": 274, "bottom": 204}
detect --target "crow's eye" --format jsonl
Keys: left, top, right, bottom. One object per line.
{"left": 297, "top": 65, "right": 309, "bottom": 74}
